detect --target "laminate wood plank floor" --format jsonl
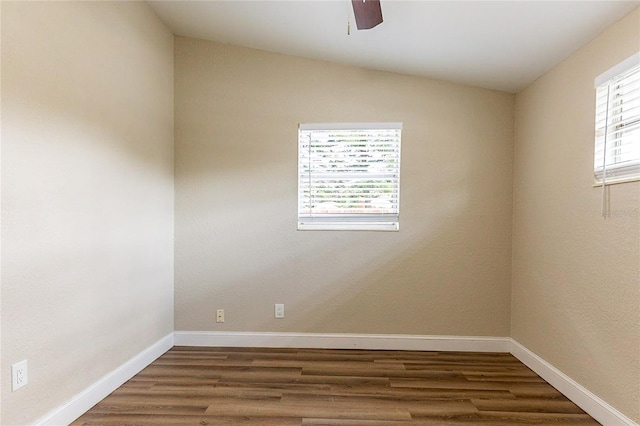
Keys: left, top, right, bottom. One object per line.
{"left": 72, "top": 346, "right": 600, "bottom": 425}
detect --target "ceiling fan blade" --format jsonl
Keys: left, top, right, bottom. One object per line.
{"left": 351, "top": 0, "right": 383, "bottom": 30}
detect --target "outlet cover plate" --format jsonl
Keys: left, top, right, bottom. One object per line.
{"left": 12, "top": 360, "right": 28, "bottom": 391}
{"left": 275, "top": 304, "right": 285, "bottom": 319}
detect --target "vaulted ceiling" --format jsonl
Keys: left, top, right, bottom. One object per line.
{"left": 148, "top": 1, "right": 639, "bottom": 93}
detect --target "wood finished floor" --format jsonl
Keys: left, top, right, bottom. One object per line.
{"left": 72, "top": 346, "right": 600, "bottom": 425}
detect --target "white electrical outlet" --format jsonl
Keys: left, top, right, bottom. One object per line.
{"left": 275, "top": 304, "right": 285, "bottom": 319}
{"left": 216, "top": 309, "right": 225, "bottom": 323}
{"left": 12, "top": 360, "right": 28, "bottom": 391}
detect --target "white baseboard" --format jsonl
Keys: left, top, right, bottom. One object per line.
{"left": 34, "top": 333, "right": 174, "bottom": 426}
{"left": 173, "top": 331, "right": 511, "bottom": 352}
{"left": 510, "top": 339, "right": 637, "bottom": 426}
{"left": 31, "top": 332, "right": 637, "bottom": 426}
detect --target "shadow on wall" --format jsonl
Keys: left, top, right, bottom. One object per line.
{"left": 2, "top": 1, "right": 173, "bottom": 174}
{"left": 175, "top": 155, "right": 512, "bottom": 336}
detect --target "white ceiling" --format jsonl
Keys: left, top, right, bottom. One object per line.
{"left": 147, "top": 1, "right": 639, "bottom": 93}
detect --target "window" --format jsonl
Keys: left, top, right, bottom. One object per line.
{"left": 594, "top": 52, "right": 640, "bottom": 185}
{"left": 298, "top": 122, "right": 402, "bottom": 231}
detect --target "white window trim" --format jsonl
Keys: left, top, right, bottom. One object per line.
{"left": 594, "top": 52, "right": 640, "bottom": 87}
{"left": 298, "top": 122, "right": 402, "bottom": 231}
{"left": 593, "top": 52, "right": 640, "bottom": 187}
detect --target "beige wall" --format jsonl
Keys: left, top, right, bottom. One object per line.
{"left": 0, "top": 2, "right": 3, "bottom": 421}
{"left": 0, "top": 2, "right": 174, "bottom": 424}
{"left": 2, "top": 2, "right": 636, "bottom": 423}
{"left": 512, "top": 8, "right": 640, "bottom": 423}
{"left": 174, "top": 37, "right": 514, "bottom": 337}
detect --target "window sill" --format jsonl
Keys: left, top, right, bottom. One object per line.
{"left": 298, "top": 223, "right": 399, "bottom": 231}
{"left": 593, "top": 175, "right": 640, "bottom": 187}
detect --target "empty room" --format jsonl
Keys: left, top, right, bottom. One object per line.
{"left": 1, "top": 1, "right": 639, "bottom": 425}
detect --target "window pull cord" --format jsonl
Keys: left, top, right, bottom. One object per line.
{"left": 601, "top": 85, "right": 611, "bottom": 218}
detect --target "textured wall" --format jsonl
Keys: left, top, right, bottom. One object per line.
{"left": 174, "top": 37, "right": 514, "bottom": 337}
{"left": 512, "top": 8, "right": 640, "bottom": 423}
{"left": 1, "top": 2, "right": 174, "bottom": 424}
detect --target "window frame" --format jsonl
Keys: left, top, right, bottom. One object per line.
{"left": 297, "top": 122, "right": 402, "bottom": 231}
{"left": 593, "top": 52, "right": 640, "bottom": 186}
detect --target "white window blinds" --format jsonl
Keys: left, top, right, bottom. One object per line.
{"left": 594, "top": 52, "right": 640, "bottom": 185}
{"left": 298, "top": 123, "right": 402, "bottom": 231}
